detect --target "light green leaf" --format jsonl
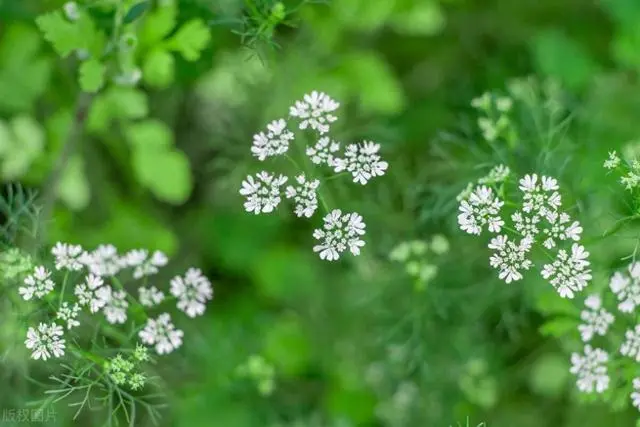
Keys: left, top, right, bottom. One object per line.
{"left": 57, "top": 155, "right": 90, "bottom": 211}
{"left": 340, "top": 51, "right": 405, "bottom": 115}
{"left": 79, "top": 59, "right": 105, "bottom": 93}
{"left": 36, "top": 11, "right": 81, "bottom": 57}
{"left": 109, "top": 87, "right": 149, "bottom": 119}
{"left": 165, "top": 19, "right": 211, "bottom": 61}
{"left": 390, "top": 2, "right": 445, "bottom": 36}
{"left": 539, "top": 318, "right": 577, "bottom": 337}
{"left": 142, "top": 48, "right": 175, "bottom": 88}
{"left": 2, "top": 151, "right": 33, "bottom": 179}
{"left": 140, "top": 4, "right": 177, "bottom": 47}
{"left": 125, "top": 119, "right": 173, "bottom": 150}
{"left": 11, "top": 115, "right": 44, "bottom": 154}
{"left": 132, "top": 148, "right": 192, "bottom": 204}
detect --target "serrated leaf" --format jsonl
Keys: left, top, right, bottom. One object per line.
{"left": 165, "top": 19, "right": 211, "bottom": 61}
{"left": 78, "top": 59, "right": 105, "bottom": 93}
{"left": 123, "top": 1, "right": 150, "bottom": 24}
{"left": 140, "top": 4, "right": 177, "bottom": 47}
{"left": 125, "top": 120, "right": 173, "bottom": 150}
{"left": 132, "top": 148, "right": 192, "bottom": 204}
{"left": 142, "top": 48, "right": 174, "bottom": 88}
{"left": 36, "top": 11, "right": 80, "bottom": 57}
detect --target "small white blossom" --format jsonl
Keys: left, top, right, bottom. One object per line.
{"left": 603, "top": 151, "right": 620, "bottom": 170}
{"left": 25, "top": 323, "right": 65, "bottom": 361}
{"left": 631, "top": 378, "right": 640, "bottom": 410}
{"left": 312, "top": 209, "right": 366, "bottom": 261}
{"left": 478, "top": 164, "right": 510, "bottom": 184}
{"left": 51, "top": 242, "right": 85, "bottom": 271}
{"left": 519, "top": 174, "right": 562, "bottom": 216}
{"left": 621, "top": 325, "right": 640, "bottom": 361}
{"left": 487, "top": 235, "right": 533, "bottom": 283}
{"left": 139, "top": 286, "right": 165, "bottom": 307}
{"left": 457, "top": 186, "right": 504, "bottom": 235}
{"left": 139, "top": 313, "right": 184, "bottom": 355}
{"left": 570, "top": 345, "right": 609, "bottom": 394}
{"left": 578, "top": 295, "right": 614, "bottom": 342}
{"left": 239, "top": 171, "right": 288, "bottom": 214}
{"left": 170, "top": 268, "right": 213, "bottom": 318}
{"left": 125, "top": 249, "right": 168, "bottom": 279}
{"left": 19, "top": 266, "right": 55, "bottom": 300}
{"left": 306, "top": 136, "right": 341, "bottom": 167}
{"left": 285, "top": 174, "right": 320, "bottom": 218}
{"left": 75, "top": 274, "right": 112, "bottom": 313}
{"left": 496, "top": 96, "right": 513, "bottom": 113}
{"left": 103, "top": 290, "right": 129, "bottom": 324}
{"left": 541, "top": 243, "right": 591, "bottom": 298}
{"left": 541, "top": 211, "right": 583, "bottom": 249}
{"left": 82, "top": 244, "right": 127, "bottom": 277}
{"left": 56, "top": 302, "right": 81, "bottom": 330}
{"left": 609, "top": 262, "right": 640, "bottom": 313}
{"left": 251, "top": 119, "right": 295, "bottom": 161}
{"left": 333, "top": 141, "right": 388, "bottom": 185}
{"left": 63, "top": 2, "right": 80, "bottom": 21}
{"left": 511, "top": 212, "right": 540, "bottom": 239}
{"left": 289, "top": 91, "right": 339, "bottom": 134}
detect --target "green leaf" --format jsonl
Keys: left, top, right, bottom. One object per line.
{"left": 78, "top": 59, "right": 105, "bottom": 93}
{"left": 142, "top": 48, "right": 175, "bottom": 88}
{"left": 57, "top": 155, "right": 90, "bottom": 211}
{"left": 340, "top": 51, "right": 405, "bottom": 115}
{"left": 125, "top": 119, "right": 173, "bottom": 150}
{"left": 123, "top": 1, "right": 150, "bottom": 24}
{"left": 109, "top": 87, "right": 149, "bottom": 119}
{"left": 539, "top": 318, "right": 577, "bottom": 337}
{"left": 531, "top": 30, "right": 600, "bottom": 90}
{"left": 528, "top": 353, "right": 569, "bottom": 397}
{"left": 132, "top": 148, "right": 192, "bottom": 204}
{"left": 140, "top": 4, "right": 177, "bottom": 47}
{"left": 165, "top": 19, "right": 211, "bottom": 61}
{"left": 390, "top": 2, "right": 445, "bottom": 36}
{"left": 11, "top": 115, "right": 44, "bottom": 154}
{"left": 36, "top": 11, "right": 80, "bottom": 57}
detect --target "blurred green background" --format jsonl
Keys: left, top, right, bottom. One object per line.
{"left": 2, "top": 0, "right": 640, "bottom": 426}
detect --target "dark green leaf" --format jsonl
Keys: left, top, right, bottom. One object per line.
{"left": 123, "top": 1, "right": 149, "bottom": 25}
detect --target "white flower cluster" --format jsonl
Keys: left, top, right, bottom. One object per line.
{"left": 457, "top": 169, "right": 591, "bottom": 298}
{"left": 240, "top": 91, "right": 389, "bottom": 261}
{"left": 21, "top": 242, "right": 214, "bottom": 360}
{"left": 569, "top": 264, "right": 640, "bottom": 409}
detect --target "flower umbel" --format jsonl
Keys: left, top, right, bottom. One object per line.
{"left": 239, "top": 172, "right": 288, "bottom": 214}
{"left": 285, "top": 174, "right": 320, "bottom": 218}
{"left": 25, "top": 323, "right": 66, "bottom": 361}
{"left": 333, "top": 141, "right": 388, "bottom": 185}
{"left": 251, "top": 119, "right": 295, "bottom": 161}
{"left": 312, "top": 209, "right": 366, "bottom": 261}
{"left": 578, "top": 295, "right": 614, "bottom": 342}
{"left": 458, "top": 186, "right": 504, "bottom": 235}
{"left": 139, "top": 313, "right": 184, "bottom": 355}
{"left": 570, "top": 345, "right": 609, "bottom": 394}
{"left": 289, "top": 91, "right": 339, "bottom": 134}
{"left": 488, "top": 235, "right": 533, "bottom": 283}
{"left": 170, "top": 268, "right": 214, "bottom": 318}
{"left": 541, "top": 244, "right": 591, "bottom": 299}
{"left": 19, "top": 266, "right": 55, "bottom": 300}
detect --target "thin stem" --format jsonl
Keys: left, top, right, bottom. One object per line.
{"left": 58, "top": 271, "right": 69, "bottom": 308}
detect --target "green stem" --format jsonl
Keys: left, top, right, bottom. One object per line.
{"left": 58, "top": 271, "right": 69, "bottom": 308}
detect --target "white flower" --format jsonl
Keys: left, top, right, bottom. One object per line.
{"left": 239, "top": 171, "right": 288, "bottom": 214}
{"left": 457, "top": 186, "right": 504, "bottom": 235}
{"left": 170, "top": 268, "right": 213, "bottom": 318}
{"left": 51, "top": 242, "right": 85, "bottom": 271}
{"left": 312, "top": 209, "right": 365, "bottom": 261}
{"left": 82, "top": 244, "right": 126, "bottom": 277}
{"left": 333, "top": 141, "right": 388, "bottom": 185}
{"left": 125, "top": 249, "right": 168, "bottom": 279}
{"left": 251, "top": 119, "right": 295, "bottom": 161}
{"left": 487, "top": 235, "right": 533, "bottom": 283}
{"left": 56, "top": 302, "right": 81, "bottom": 330}
{"left": 75, "top": 274, "right": 112, "bottom": 313}
{"left": 511, "top": 212, "right": 540, "bottom": 239}
{"left": 603, "top": 151, "right": 620, "bottom": 170}
{"left": 139, "top": 286, "right": 165, "bottom": 307}
{"left": 541, "top": 243, "right": 591, "bottom": 298}
{"left": 19, "top": 266, "right": 55, "bottom": 300}
{"left": 306, "top": 136, "right": 341, "bottom": 167}
{"left": 621, "top": 325, "right": 640, "bottom": 361}
{"left": 610, "top": 262, "right": 640, "bottom": 313}
{"left": 631, "top": 378, "right": 640, "bottom": 410}
{"left": 289, "top": 91, "right": 339, "bottom": 134}
{"left": 478, "top": 164, "right": 510, "bottom": 184}
{"left": 25, "top": 323, "right": 65, "bottom": 361}
{"left": 570, "top": 345, "right": 609, "bottom": 394}
{"left": 285, "top": 174, "right": 320, "bottom": 218}
{"left": 139, "top": 313, "right": 184, "bottom": 355}
{"left": 578, "top": 295, "right": 614, "bottom": 342}
{"left": 63, "top": 2, "right": 80, "bottom": 21}
{"left": 541, "top": 211, "right": 583, "bottom": 249}
{"left": 519, "top": 174, "right": 562, "bottom": 216}
{"left": 103, "top": 290, "right": 129, "bottom": 324}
